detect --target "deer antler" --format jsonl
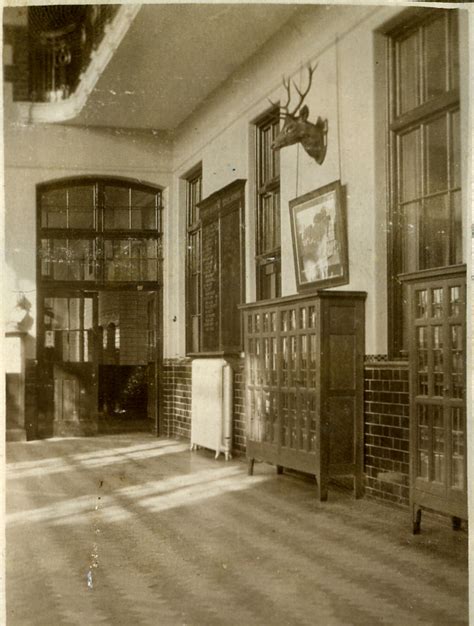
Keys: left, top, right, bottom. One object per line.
{"left": 290, "top": 63, "right": 317, "bottom": 117}
{"left": 268, "top": 63, "right": 318, "bottom": 119}
{"left": 268, "top": 74, "right": 292, "bottom": 118}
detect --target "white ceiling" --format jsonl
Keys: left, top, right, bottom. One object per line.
{"left": 71, "top": 4, "right": 298, "bottom": 131}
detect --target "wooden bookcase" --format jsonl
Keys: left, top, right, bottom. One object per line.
{"left": 241, "top": 290, "right": 366, "bottom": 500}
{"left": 402, "top": 265, "right": 467, "bottom": 533}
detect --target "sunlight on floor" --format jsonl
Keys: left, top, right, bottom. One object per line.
{"left": 7, "top": 439, "right": 187, "bottom": 479}
{"left": 7, "top": 460, "right": 271, "bottom": 526}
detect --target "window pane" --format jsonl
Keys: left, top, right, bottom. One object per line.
{"left": 400, "top": 129, "right": 421, "bottom": 202}
{"left": 192, "top": 316, "right": 200, "bottom": 353}
{"left": 67, "top": 331, "right": 81, "bottom": 362}
{"left": 104, "top": 186, "right": 130, "bottom": 229}
{"left": 187, "top": 177, "right": 201, "bottom": 226}
{"left": 68, "top": 240, "right": 96, "bottom": 281}
{"left": 83, "top": 299, "right": 93, "bottom": 330}
{"left": 131, "top": 189, "right": 157, "bottom": 230}
{"left": 425, "top": 116, "right": 448, "bottom": 194}
{"left": 273, "top": 192, "right": 281, "bottom": 249}
{"left": 256, "top": 112, "right": 281, "bottom": 300}
{"left": 42, "top": 239, "right": 95, "bottom": 281}
{"left": 450, "top": 109, "right": 461, "bottom": 189}
{"left": 431, "top": 288, "right": 444, "bottom": 319}
{"left": 398, "top": 32, "right": 419, "bottom": 114}
{"left": 271, "top": 121, "right": 280, "bottom": 178}
{"left": 451, "top": 407, "right": 464, "bottom": 489}
{"left": 145, "top": 239, "right": 157, "bottom": 258}
{"left": 68, "top": 185, "right": 94, "bottom": 229}
{"left": 432, "top": 325, "right": 444, "bottom": 396}
{"left": 68, "top": 298, "right": 81, "bottom": 330}
{"left": 451, "top": 326, "right": 464, "bottom": 400}
{"left": 50, "top": 239, "right": 68, "bottom": 280}
{"left": 424, "top": 16, "right": 447, "bottom": 102}
{"left": 40, "top": 239, "right": 51, "bottom": 277}
{"left": 449, "top": 12, "right": 459, "bottom": 91}
{"left": 42, "top": 188, "right": 67, "bottom": 228}
{"left": 420, "top": 194, "right": 449, "bottom": 269}
{"left": 186, "top": 172, "right": 202, "bottom": 352}
{"left": 401, "top": 201, "right": 420, "bottom": 273}
{"left": 432, "top": 406, "right": 445, "bottom": 482}
{"left": 261, "top": 126, "right": 272, "bottom": 185}
{"left": 49, "top": 298, "right": 68, "bottom": 329}
{"left": 452, "top": 189, "right": 462, "bottom": 265}
{"left": 450, "top": 285, "right": 461, "bottom": 317}
{"left": 106, "top": 209, "right": 129, "bottom": 230}
{"left": 104, "top": 238, "right": 156, "bottom": 281}
{"left": 416, "top": 289, "right": 428, "bottom": 319}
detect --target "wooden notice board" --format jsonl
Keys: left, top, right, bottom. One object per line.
{"left": 198, "top": 179, "right": 245, "bottom": 354}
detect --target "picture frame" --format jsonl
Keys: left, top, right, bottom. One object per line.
{"left": 289, "top": 180, "right": 348, "bottom": 291}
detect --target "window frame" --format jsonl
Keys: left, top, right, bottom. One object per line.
{"left": 386, "top": 9, "right": 461, "bottom": 358}
{"left": 255, "top": 107, "right": 281, "bottom": 301}
{"left": 37, "top": 177, "right": 163, "bottom": 288}
{"left": 185, "top": 167, "right": 203, "bottom": 354}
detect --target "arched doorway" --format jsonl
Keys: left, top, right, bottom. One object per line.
{"left": 36, "top": 177, "right": 163, "bottom": 438}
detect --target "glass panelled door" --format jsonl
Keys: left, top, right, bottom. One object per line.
{"left": 40, "top": 292, "right": 98, "bottom": 436}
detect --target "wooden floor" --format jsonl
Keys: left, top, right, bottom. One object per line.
{"left": 6, "top": 434, "right": 469, "bottom": 625}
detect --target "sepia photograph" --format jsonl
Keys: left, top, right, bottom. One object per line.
{"left": 2, "top": 1, "right": 472, "bottom": 624}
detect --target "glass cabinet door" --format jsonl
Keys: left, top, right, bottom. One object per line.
{"left": 409, "top": 267, "right": 466, "bottom": 520}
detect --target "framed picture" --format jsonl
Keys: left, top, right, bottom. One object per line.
{"left": 289, "top": 180, "right": 348, "bottom": 291}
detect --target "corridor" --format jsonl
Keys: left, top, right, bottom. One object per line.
{"left": 6, "top": 434, "right": 468, "bottom": 625}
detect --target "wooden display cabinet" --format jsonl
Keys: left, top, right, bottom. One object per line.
{"left": 241, "top": 290, "right": 366, "bottom": 501}
{"left": 402, "top": 265, "right": 467, "bottom": 533}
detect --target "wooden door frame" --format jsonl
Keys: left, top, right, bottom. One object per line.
{"left": 36, "top": 176, "right": 165, "bottom": 439}
{"left": 37, "top": 288, "right": 99, "bottom": 437}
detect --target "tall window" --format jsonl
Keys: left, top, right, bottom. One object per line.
{"left": 388, "top": 10, "right": 461, "bottom": 356}
{"left": 256, "top": 109, "right": 281, "bottom": 300}
{"left": 186, "top": 168, "right": 202, "bottom": 353}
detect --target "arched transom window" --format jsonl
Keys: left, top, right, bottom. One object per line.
{"left": 38, "top": 178, "right": 163, "bottom": 284}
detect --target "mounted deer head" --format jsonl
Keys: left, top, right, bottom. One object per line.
{"left": 270, "top": 64, "right": 328, "bottom": 165}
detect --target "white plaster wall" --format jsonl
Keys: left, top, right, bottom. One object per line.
{"left": 168, "top": 4, "right": 471, "bottom": 358}
{"left": 170, "top": 5, "right": 388, "bottom": 357}
{"left": 4, "top": 121, "right": 172, "bottom": 339}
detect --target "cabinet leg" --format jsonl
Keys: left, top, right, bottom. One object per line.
{"left": 248, "top": 458, "right": 255, "bottom": 476}
{"left": 452, "top": 516, "right": 462, "bottom": 531}
{"left": 276, "top": 465, "right": 283, "bottom": 475}
{"left": 413, "top": 507, "right": 422, "bottom": 535}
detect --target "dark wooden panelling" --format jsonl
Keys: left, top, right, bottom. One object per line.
{"left": 198, "top": 179, "right": 246, "bottom": 355}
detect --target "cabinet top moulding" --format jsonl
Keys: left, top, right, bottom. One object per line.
{"left": 239, "top": 290, "right": 367, "bottom": 311}
{"left": 399, "top": 264, "right": 466, "bottom": 284}
{"left": 197, "top": 179, "right": 246, "bottom": 222}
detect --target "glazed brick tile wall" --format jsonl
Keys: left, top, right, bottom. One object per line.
{"left": 4, "top": 25, "right": 29, "bottom": 101}
{"left": 162, "top": 357, "right": 246, "bottom": 454}
{"left": 162, "top": 359, "right": 192, "bottom": 440}
{"left": 364, "top": 362, "right": 410, "bottom": 506}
